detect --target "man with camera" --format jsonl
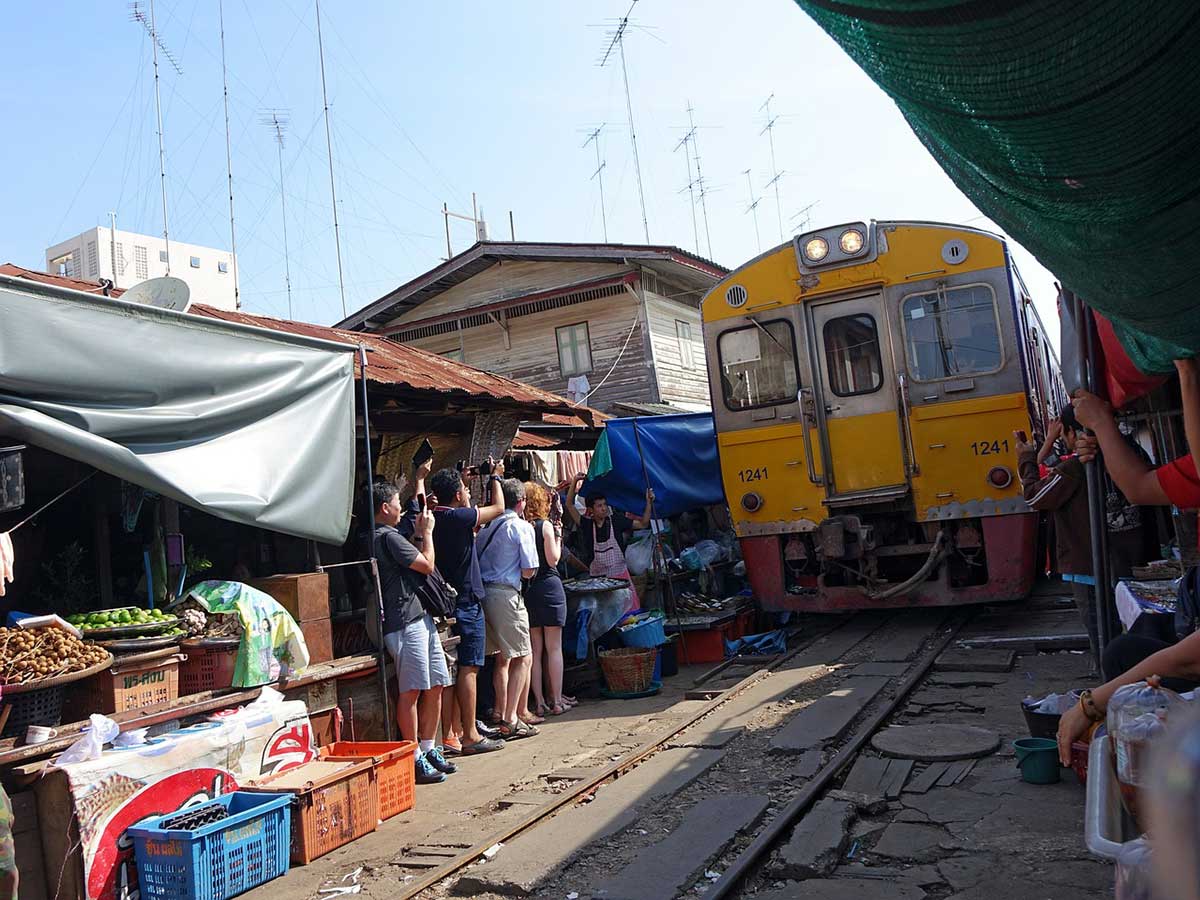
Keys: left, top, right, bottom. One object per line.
{"left": 412, "top": 457, "right": 508, "bottom": 755}
{"left": 372, "top": 479, "right": 455, "bottom": 784}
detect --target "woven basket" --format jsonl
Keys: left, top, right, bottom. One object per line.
{"left": 598, "top": 646, "right": 657, "bottom": 694}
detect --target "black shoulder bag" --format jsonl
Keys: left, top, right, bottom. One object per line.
{"left": 376, "top": 525, "right": 458, "bottom": 620}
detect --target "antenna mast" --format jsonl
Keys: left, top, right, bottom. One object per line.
{"left": 743, "top": 169, "right": 763, "bottom": 254}
{"left": 132, "top": 0, "right": 180, "bottom": 274}
{"left": 263, "top": 111, "right": 294, "bottom": 319}
{"left": 673, "top": 125, "right": 701, "bottom": 255}
{"left": 600, "top": 1, "right": 650, "bottom": 243}
{"left": 686, "top": 102, "right": 712, "bottom": 258}
{"left": 314, "top": 0, "right": 348, "bottom": 318}
{"left": 218, "top": 0, "right": 240, "bottom": 308}
{"left": 760, "top": 93, "right": 785, "bottom": 242}
{"left": 583, "top": 126, "right": 609, "bottom": 242}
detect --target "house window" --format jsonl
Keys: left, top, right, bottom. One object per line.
{"left": 556, "top": 322, "right": 593, "bottom": 377}
{"left": 134, "top": 245, "right": 148, "bottom": 280}
{"left": 159, "top": 250, "right": 168, "bottom": 263}
{"left": 717, "top": 319, "right": 799, "bottom": 411}
{"left": 676, "top": 320, "right": 696, "bottom": 370}
{"left": 901, "top": 284, "right": 1002, "bottom": 382}
{"left": 218, "top": 261, "right": 229, "bottom": 274}
{"left": 189, "top": 256, "right": 201, "bottom": 268}
{"left": 86, "top": 241, "right": 98, "bottom": 276}
{"left": 823, "top": 314, "right": 883, "bottom": 396}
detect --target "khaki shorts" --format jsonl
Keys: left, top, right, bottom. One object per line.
{"left": 482, "top": 583, "right": 532, "bottom": 659}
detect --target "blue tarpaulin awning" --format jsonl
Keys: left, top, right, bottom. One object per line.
{"left": 583, "top": 413, "right": 724, "bottom": 518}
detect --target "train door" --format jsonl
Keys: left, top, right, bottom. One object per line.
{"left": 807, "top": 294, "right": 909, "bottom": 499}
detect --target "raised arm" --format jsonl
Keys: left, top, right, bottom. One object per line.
{"left": 565, "top": 472, "right": 585, "bottom": 526}
{"left": 542, "top": 519, "right": 562, "bottom": 567}
{"left": 1016, "top": 432, "right": 1081, "bottom": 511}
{"left": 1176, "top": 358, "right": 1200, "bottom": 484}
{"left": 630, "top": 488, "right": 655, "bottom": 530}
{"left": 407, "top": 508, "right": 436, "bottom": 575}
{"left": 476, "top": 460, "right": 507, "bottom": 527}
{"left": 1037, "top": 418, "right": 1063, "bottom": 465}
{"left": 1073, "top": 391, "right": 1168, "bottom": 505}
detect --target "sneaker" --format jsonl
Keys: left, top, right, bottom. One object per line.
{"left": 425, "top": 746, "right": 458, "bottom": 775}
{"left": 415, "top": 753, "right": 447, "bottom": 784}
{"left": 461, "top": 736, "right": 505, "bottom": 754}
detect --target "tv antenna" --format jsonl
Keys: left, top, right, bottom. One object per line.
{"left": 582, "top": 126, "right": 610, "bottom": 243}
{"left": 673, "top": 124, "right": 701, "bottom": 256}
{"left": 760, "top": 93, "right": 786, "bottom": 242}
{"left": 218, "top": 0, "right": 240, "bottom": 309}
{"left": 130, "top": 0, "right": 180, "bottom": 273}
{"left": 262, "top": 110, "right": 294, "bottom": 319}
{"left": 599, "top": 0, "right": 652, "bottom": 243}
{"left": 743, "top": 169, "right": 763, "bottom": 254}
{"left": 686, "top": 102, "right": 713, "bottom": 257}
{"left": 314, "top": 0, "right": 348, "bottom": 319}
{"left": 791, "top": 202, "right": 819, "bottom": 232}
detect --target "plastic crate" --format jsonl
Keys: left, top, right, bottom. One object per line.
{"left": 242, "top": 759, "right": 378, "bottom": 865}
{"left": 127, "top": 791, "right": 292, "bottom": 900}
{"left": 319, "top": 740, "right": 417, "bottom": 820}
{"left": 179, "top": 640, "right": 238, "bottom": 695}
{"left": 673, "top": 621, "right": 738, "bottom": 664}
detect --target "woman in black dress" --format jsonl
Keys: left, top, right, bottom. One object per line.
{"left": 523, "top": 482, "right": 570, "bottom": 715}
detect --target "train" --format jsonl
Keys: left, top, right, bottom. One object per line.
{"left": 700, "top": 220, "right": 1065, "bottom": 611}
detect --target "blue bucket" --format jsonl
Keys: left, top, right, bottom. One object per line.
{"left": 621, "top": 613, "right": 666, "bottom": 649}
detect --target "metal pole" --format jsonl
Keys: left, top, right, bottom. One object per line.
{"left": 148, "top": 0, "right": 171, "bottom": 273}
{"left": 618, "top": 36, "right": 650, "bottom": 244}
{"left": 315, "top": 0, "right": 348, "bottom": 319}
{"left": 443, "top": 203, "right": 452, "bottom": 259}
{"left": 276, "top": 131, "right": 294, "bottom": 319}
{"left": 630, "top": 418, "right": 689, "bottom": 665}
{"left": 108, "top": 211, "right": 119, "bottom": 288}
{"left": 509, "top": 210, "right": 515, "bottom": 241}
{"left": 1073, "top": 291, "right": 1111, "bottom": 666}
{"left": 218, "top": 0, "right": 240, "bottom": 309}
{"left": 359, "top": 344, "right": 395, "bottom": 740}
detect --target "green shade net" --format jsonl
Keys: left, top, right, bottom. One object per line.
{"left": 794, "top": 1, "right": 1200, "bottom": 373}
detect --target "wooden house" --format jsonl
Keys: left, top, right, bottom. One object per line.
{"left": 336, "top": 242, "right": 727, "bottom": 413}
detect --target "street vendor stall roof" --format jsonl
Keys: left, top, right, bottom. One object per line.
{"left": 194, "top": 304, "right": 605, "bottom": 427}
{"left": 0, "top": 268, "right": 357, "bottom": 545}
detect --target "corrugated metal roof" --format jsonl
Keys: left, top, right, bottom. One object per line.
{"left": 338, "top": 240, "right": 728, "bottom": 331}
{"left": 512, "top": 430, "right": 561, "bottom": 449}
{"left": 191, "top": 304, "right": 604, "bottom": 425}
{"left": 0, "top": 263, "right": 125, "bottom": 296}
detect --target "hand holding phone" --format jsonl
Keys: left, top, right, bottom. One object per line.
{"left": 411, "top": 438, "right": 434, "bottom": 472}
{"left": 417, "top": 493, "right": 426, "bottom": 512}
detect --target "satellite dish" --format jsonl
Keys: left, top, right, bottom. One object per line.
{"left": 121, "top": 276, "right": 191, "bottom": 313}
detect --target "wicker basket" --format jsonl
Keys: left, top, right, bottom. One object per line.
{"left": 598, "top": 646, "right": 657, "bottom": 694}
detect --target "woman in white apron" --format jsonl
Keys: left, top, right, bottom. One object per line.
{"left": 566, "top": 474, "right": 654, "bottom": 614}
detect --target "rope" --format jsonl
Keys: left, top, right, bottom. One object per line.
{"left": 572, "top": 316, "right": 641, "bottom": 407}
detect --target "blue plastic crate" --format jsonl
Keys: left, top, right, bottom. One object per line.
{"left": 620, "top": 613, "right": 666, "bottom": 649}
{"left": 128, "top": 791, "right": 293, "bottom": 900}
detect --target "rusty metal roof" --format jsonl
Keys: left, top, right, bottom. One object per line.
{"left": 337, "top": 240, "right": 728, "bottom": 331}
{"left": 0, "top": 263, "right": 125, "bottom": 296}
{"left": 192, "top": 304, "right": 604, "bottom": 426}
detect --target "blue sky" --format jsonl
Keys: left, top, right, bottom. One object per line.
{"left": 0, "top": 0, "right": 1059, "bottom": 339}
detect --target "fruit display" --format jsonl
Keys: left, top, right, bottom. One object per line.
{"left": 65, "top": 607, "right": 178, "bottom": 635}
{"left": 0, "top": 626, "right": 109, "bottom": 685}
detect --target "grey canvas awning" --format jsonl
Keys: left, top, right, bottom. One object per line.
{"left": 0, "top": 276, "right": 357, "bottom": 544}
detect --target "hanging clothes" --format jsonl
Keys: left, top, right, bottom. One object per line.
{"left": 527, "top": 451, "right": 559, "bottom": 487}
{"left": 557, "top": 450, "right": 592, "bottom": 486}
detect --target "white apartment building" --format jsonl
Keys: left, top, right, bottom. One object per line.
{"left": 45, "top": 227, "right": 239, "bottom": 310}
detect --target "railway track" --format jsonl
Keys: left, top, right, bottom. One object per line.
{"left": 387, "top": 607, "right": 966, "bottom": 900}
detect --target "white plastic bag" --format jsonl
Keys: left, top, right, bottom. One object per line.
{"left": 625, "top": 537, "right": 654, "bottom": 576}
{"left": 694, "top": 539, "right": 723, "bottom": 566}
{"left": 55, "top": 714, "right": 119, "bottom": 765}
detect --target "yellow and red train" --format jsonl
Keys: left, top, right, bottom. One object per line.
{"left": 701, "top": 220, "right": 1064, "bottom": 610}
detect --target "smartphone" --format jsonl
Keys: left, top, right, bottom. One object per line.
{"left": 411, "top": 438, "right": 434, "bottom": 470}
{"left": 456, "top": 459, "right": 466, "bottom": 473}
{"left": 417, "top": 493, "right": 426, "bottom": 512}
{"left": 1016, "top": 430, "right": 1028, "bottom": 443}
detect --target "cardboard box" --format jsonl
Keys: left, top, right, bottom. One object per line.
{"left": 301, "top": 617, "right": 333, "bottom": 664}
{"left": 249, "top": 572, "right": 330, "bottom": 622}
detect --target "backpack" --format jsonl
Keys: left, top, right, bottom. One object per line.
{"left": 1174, "top": 565, "right": 1200, "bottom": 641}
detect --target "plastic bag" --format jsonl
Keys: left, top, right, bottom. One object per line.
{"left": 724, "top": 629, "right": 787, "bottom": 658}
{"left": 55, "top": 714, "right": 119, "bottom": 765}
{"left": 625, "top": 538, "right": 654, "bottom": 576}
{"left": 694, "top": 540, "right": 723, "bottom": 566}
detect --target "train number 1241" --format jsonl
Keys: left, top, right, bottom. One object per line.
{"left": 738, "top": 466, "right": 768, "bottom": 483}
{"left": 970, "top": 439, "right": 1010, "bottom": 456}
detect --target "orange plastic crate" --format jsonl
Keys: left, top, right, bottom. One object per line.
{"left": 243, "top": 759, "right": 378, "bottom": 865}
{"left": 319, "top": 740, "right": 417, "bottom": 819}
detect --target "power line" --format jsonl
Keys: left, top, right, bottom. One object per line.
{"left": 314, "top": 0, "right": 348, "bottom": 319}
{"left": 582, "top": 126, "right": 610, "bottom": 243}
{"left": 599, "top": 1, "right": 650, "bottom": 243}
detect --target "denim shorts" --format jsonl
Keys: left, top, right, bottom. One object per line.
{"left": 384, "top": 614, "right": 451, "bottom": 693}
{"left": 454, "top": 599, "right": 486, "bottom": 668}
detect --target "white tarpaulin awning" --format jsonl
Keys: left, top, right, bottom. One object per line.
{"left": 0, "top": 276, "right": 357, "bottom": 544}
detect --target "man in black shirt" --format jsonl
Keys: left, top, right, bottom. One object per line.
{"left": 373, "top": 480, "right": 454, "bottom": 784}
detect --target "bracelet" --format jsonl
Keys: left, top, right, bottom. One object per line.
{"left": 1079, "top": 689, "right": 1105, "bottom": 723}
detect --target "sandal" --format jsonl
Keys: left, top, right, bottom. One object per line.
{"left": 498, "top": 719, "right": 538, "bottom": 739}
{"left": 547, "top": 702, "right": 568, "bottom": 716}
{"left": 534, "top": 702, "right": 550, "bottom": 717}
{"left": 520, "top": 713, "right": 546, "bottom": 726}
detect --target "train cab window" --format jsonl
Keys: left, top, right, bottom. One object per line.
{"left": 823, "top": 314, "right": 883, "bottom": 396}
{"left": 718, "top": 319, "right": 799, "bottom": 411}
{"left": 901, "top": 284, "right": 1002, "bottom": 381}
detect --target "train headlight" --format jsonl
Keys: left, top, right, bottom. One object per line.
{"left": 803, "top": 237, "right": 829, "bottom": 262}
{"left": 987, "top": 466, "right": 1013, "bottom": 489}
{"left": 741, "top": 491, "right": 764, "bottom": 513}
{"left": 839, "top": 228, "right": 865, "bottom": 255}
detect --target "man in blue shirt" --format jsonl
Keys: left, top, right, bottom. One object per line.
{"left": 476, "top": 478, "right": 539, "bottom": 739}
{"left": 413, "top": 460, "right": 507, "bottom": 755}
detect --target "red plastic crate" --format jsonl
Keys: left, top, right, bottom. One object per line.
{"left": 674, "top": 621, "right": 738, "bottom": 664}
{"left": 179, "top": 640, "right": 238, "bottom": 695}
{"left": 319, "top": 740, "right": 417, "bottom": 819}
